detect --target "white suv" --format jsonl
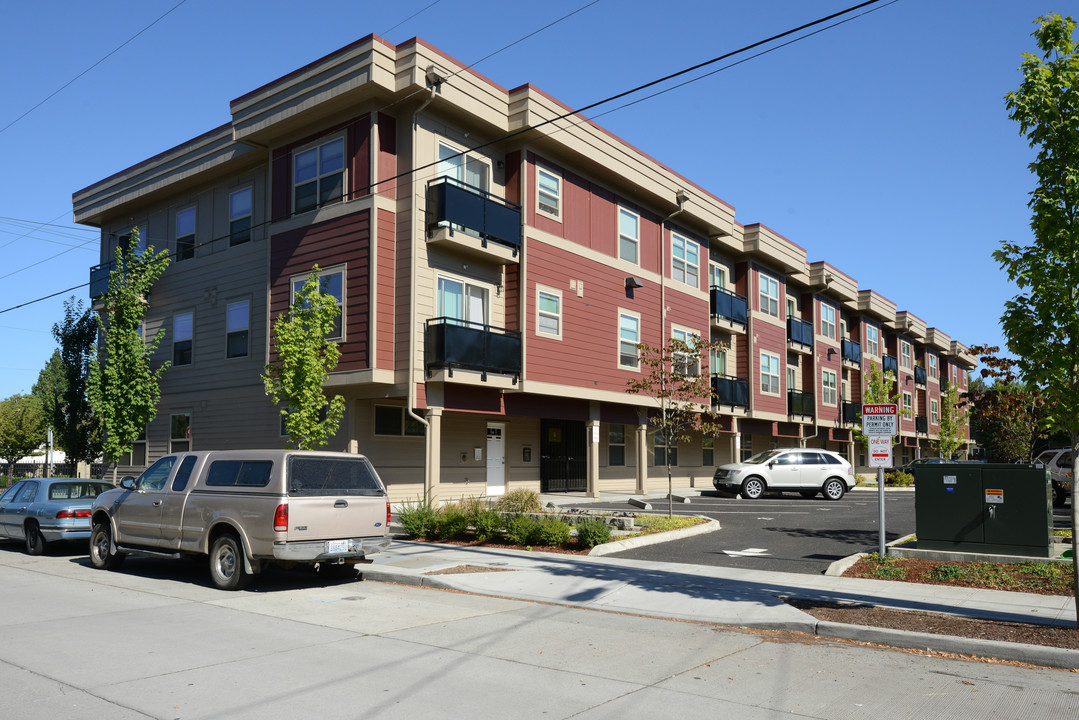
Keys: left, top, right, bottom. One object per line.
{"left": 713, "top": 448, "right": 856, "bottom": 500}
{"left": 1034, "top": 448, "right": 1073, "bottom": 507}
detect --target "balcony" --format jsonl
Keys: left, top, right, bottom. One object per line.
{"left": 915, "top": 415, "right": 928, "bottom": 433}
{"left": 940, "top": 378, "right": 949, "bottom": 394}
{"left": 914, "top": 365, "right": 927, "bottom": 386}
{"left": 711, "top": 374, "right": 749, "bottom": 409}
{"left": 841, "top": 338, "right": 861, "bottom": 366}
{"left": 89, "top": 262, "right": 112, "bottom": 305}
{"left": 710, "top": 287, "right": 748, "bottom": 331}
{"left": 424, "top": 317, "right": 521, "bottom": 383}
{"left": 426, "top": 177, "right": 521, "bottom": 264}
{"left": 882, "top": 354, "right": 899, "bottom": 376}
{"left": 787, "top": 317, "right": 813, "bottom": 353}
{"left": 842, "top": 402, "right": 860, "bottom": 425}
{"left": 788, "top": 389, "right": 814, "bottom": 417}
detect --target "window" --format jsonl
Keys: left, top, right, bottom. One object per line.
{"left": 226, "top": 301, "right": 249, "bottom": 358}
{"left": 822, "top": 370, "right": 837, "bottom": 405}
{"left": 654, "top": 429, "right": 677, "bottom": 467}
{"left": 294, "top": 137, "right": 345, "bottom": 213}
{"left": 438, "top": 142, "right": 489, "bottom": 192}
{"left": 787, "top": 366, "right": 797, "bottom": 392}
{"left": 172, "top": 456, "right": 197, "bottom": 492}
{"left": 536, "top": 166, "right": 561, "bottom": 219}
{"left": 866, "top": 325, "right": 880, "bottom": 356}
{"left": 709, "top": 263, "right": 726, "bottom": 290}
{"left": 928, "top": 354, "right": 938, "bottom": 379}
{"left": 671, "top": 233, "right": 699, "bottom": 288}
{"left": 931, "top": 399, "right": 939, "bottom": 425}
{"left": 126, "top": 427, "right": 147, "bottom": 467}
{"left": 608, "top": 424, "right": 625, "bottom": 466}
{"left": 373, "top": 406, "right": 425, "bottom": 437}
{"left": 137, "top": 457, "right": 176, "bottom": 491}
{"left": 536, "top": 286, "right": 561, "bottom": 339}
{"left": 173, "top": 313, "right": 193, "bottom": 366}
{"left": 229, "top": 187, "right": 252, "bottom": 246}
{"left": 702, "top": 436, "right": 714, "bottom": 467}
{"left": 437, "top": 276, "right": 488, "bottom": 326}
{"left": 618, "top": 311, "right": 640, "bottom": 369}
{"left": 710, "top": 346, "right": 727, "bottom": 376}
{"left": 671, "top": 327, "right": 700, "bottom": 375}
{"left": 759, "top": 273, "right": 779, "bottom": 317}
{"left": 292, "top": 268, "right": 344, "bottom": 340}
{"left": 14, "top": 482, "right": 38, "bottom": 503}
{"left": 900, "top": 340, "right": 912, "bottom": 369}
{"left": 176, "top": 207, "right": 195, "bottom": 261}
{"left": 170, "top": 413, "right": 191, "bottom": 452}
{"left": 820, "top": 303, "right": 836, "bottom": 340}
{"left": 760, "top": 352, "right": 780, "bottom": 394}
{"left": 618, "top": 208, "right": 639, "bottom": 264}
{"left": 902, "top": 392, "right": 913, "bottom": 418}
{"left": 207, "top": 461, "right": 273, "bottom": 487}
{"left": 786, "top": 297, "right": 796, "bottom": 319}
{"left": 952, "top": 364, "right": 958, "bottom": 383}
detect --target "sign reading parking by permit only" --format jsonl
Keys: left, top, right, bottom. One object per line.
{"left": 869, "top": 435, "right": 893, "bottom": 468}
{"left": 862, "top": 404, "right": 898, "bottom": 436}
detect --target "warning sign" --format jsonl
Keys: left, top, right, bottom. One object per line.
{"left": 862, "top": 404, "right": 898, "bottom": 436}
{"left": 985, "top": 489, "right": 1003, "bottom": 504}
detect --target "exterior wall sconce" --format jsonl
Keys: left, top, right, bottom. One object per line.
{"left": 625, "top": 277, "right": 644, "bottom": 289}
{"left": 826, "top": 348, "right": 837, "bottom": 359}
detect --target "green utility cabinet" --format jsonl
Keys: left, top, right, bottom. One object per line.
{"left": 913, "top": 463, "right": 1053, "bottom": 557}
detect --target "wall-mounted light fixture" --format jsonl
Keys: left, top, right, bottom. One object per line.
{"left": 827, "top": 348, "right": 837, "bottom": 360}
{"left": 625, "top": 277, "right": 644, "bottom": 289}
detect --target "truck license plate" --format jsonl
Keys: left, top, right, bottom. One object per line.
{"left": 326, "top": 540, "right": 348, "bottom": 554}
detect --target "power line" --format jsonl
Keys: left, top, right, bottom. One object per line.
{"left": 380, "top": 0, "right": 443, "bottom": 37}
{"left": 0, "top": 216, "right": 98, "bottom": 233}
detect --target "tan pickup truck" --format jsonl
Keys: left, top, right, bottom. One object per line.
{"left": 89, "top": 450, "right": 391, "bottom": 590}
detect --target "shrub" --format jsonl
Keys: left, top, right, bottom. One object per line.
{"left": 504, "top": 515, "right": 539, "bottom": 545}
{"left": 927, "top": 563, "right": 967, "bottom": 582}
{"left": 885, "top": 471, "right": 915, "bottom": 487}
{"left": 432, "top": 503, "right": 471, "bottom": 540}
{"left": 533, "top": 517, "right": 571, "bottom": 546}
{"left": 455, "top": 496, "right": 488, "bottom": 524}
{"left": 575, "top": 518, "right": 612, "bottom": 548}
{"left": 398, "top": 498, "right": 437, "bottom": 539}
{"left": 494, "top": 488, "right": 541, "bottom": 514}
{"left": 472, "top": 509, "right": 504, "bottom": 542}
{"left": 864, "top": 552, "right": 905, "bottom": 580}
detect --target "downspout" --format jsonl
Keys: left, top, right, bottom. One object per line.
{"left": 407, "top": 77, "right": 440, "bottom": 500}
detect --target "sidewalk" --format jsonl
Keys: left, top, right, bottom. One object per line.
{"left": 374, "top": 487, "right": 1077, "bottom": 669}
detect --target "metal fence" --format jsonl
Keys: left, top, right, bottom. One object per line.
{"left": 2, "top": 462, "right": 107, "bottom": 484}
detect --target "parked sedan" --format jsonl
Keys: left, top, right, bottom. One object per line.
{"left": 713, "top": 448, "right": 856, "bottom": 500}
{"left": 0, "top": 479, "right": 114, "bottom": 555}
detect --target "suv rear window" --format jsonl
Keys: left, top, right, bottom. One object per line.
{"left": 287, "top": 457, "right": 384, "bottom": 496}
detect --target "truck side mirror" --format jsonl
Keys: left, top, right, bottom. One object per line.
{"left": 119, "top": 477, "right": 136, "bottom": 490}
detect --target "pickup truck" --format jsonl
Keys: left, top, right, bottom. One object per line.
{"left": 89, "top": 449, "right": 392, "bottom": 590}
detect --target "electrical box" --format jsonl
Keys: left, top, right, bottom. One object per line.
{"left": 913, "top": 463, "right": 1052, "bottom": 557}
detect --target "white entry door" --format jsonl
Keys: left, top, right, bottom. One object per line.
{"left": 486, "top": 423, "right": 506, "bottom": 496}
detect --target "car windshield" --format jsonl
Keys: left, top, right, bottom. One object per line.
{"left": 48, "top": 482, "right": 112, "bottom": 501}
{"left": 743, "top": 450, "right": 785, "bottom": 465}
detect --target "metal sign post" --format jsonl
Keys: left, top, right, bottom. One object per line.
{"left": 862, "top": 404, "right": 898, "bottom": 557}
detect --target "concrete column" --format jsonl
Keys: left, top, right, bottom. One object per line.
{"left": 425, "top": 407, "right": 443, "bottom": 503}
{"left": 636, "top": 409, "right": 649, "bottom": 495}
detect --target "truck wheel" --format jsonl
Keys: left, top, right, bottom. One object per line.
{"left": 24, "top": 521, "right": 46, "bottom": 556}
{"left": 209, "top": 532, "right": 251, "bottom": 591}
{"left": 89, "top": 522, "right": 125, "bottom": 570}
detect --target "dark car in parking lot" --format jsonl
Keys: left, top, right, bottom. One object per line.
{"left": 0, "top": 479, "right": 114, "bottom": 555}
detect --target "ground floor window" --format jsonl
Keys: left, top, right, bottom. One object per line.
{"left": 702, "top": 436, "right": 714, "bottom": 466}
{"left": 608, "top": 424, "right": 625, "bottom": 466}
{"left": 654, "top": 429, "right": 677, "bottom": 467}
{"left": 170, "top": 413, "right": 190, "bottom": 452}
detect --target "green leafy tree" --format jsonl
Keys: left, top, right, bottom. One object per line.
{"left": 31, "top": 350, "right": 65, "bottom": 443}
{"left": 0, "top": 394, "right": 48, "bottom": 481}
{"left": 852, "top": 360, "right": 901, "bottom": 449}
{"left": 262, "top": 267, "right": 346, "bottom": 450}
{"left": 966, "top": 345, "right": 1046, "bottom": 462}
{"left": 87, "top": 228, "right": 171, "bottom": 481}
{"left": 933, "top": 381, "right": 970, "bottom": 461}
{"left": 627, "top": 335, "right": 728, "bottom": 517}
{"left": 50, "top": 297, "right": 103, "bottom": 464}
{"left": 998, "top": 13, "right": 1079, "bottom": 625}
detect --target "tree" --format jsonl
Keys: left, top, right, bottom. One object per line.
{"left": 262, "top": 267, "right": 346, "bottom": 450}
{"left": 966, "top": 344, "right": 1046, "bottom": 462}
{"left": 0, "top": 394, "right": 48, "bottom": 481}
{"left": 626, "top": 335, "right": 728, "bottom": 517}
{"left": 933, "top": 381, "right": 970, "bottom": 460}
{"left": 31, "top": 350, "right": 65, "bottom": 443}
{"left": 51, "top": 297, "right": 103, "bottom": 465}
{"left": 998, "top": 13, "right": 1079, "bottom": 625}
{"left": 87, "top": 228, "right": 171, "bottom": 481}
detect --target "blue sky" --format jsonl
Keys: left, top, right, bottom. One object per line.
{"left": 0, "top": 0, "right": 1051, "bottom": 399}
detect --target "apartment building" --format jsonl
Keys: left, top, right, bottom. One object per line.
{"left": 72, "top": 35, "right": 975, "bottom": 501}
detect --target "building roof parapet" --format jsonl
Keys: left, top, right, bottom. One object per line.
{"left": 895, "top": 311, "right": 927, "bottom": 341}
{"left": 809, "top": 261, "right": 858, "bottom": 309}
{"left": 856, "top": 289, "right": 897, "bottom": 323}
{"left": 925, "top": 327, "right": 951, "bottom": 353}
{"left": 742, "top": 223, "right": 808, "bottom": 280}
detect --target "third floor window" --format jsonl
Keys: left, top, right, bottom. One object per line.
{"left": 294, "top": 137, "right": 344, "bottom": 214}
{"left": 229, "top": 187, "right": 252, "bottom": 246}
{"left": 759, "top": 273, "right": 779, "bottom": 317}
{"left": 671, "top": 233, "right": 699, "bottom": 288}
{"left": 618, "top": 208, "right": 639, "bottom": 264}
{"left": 176, "top": 207, "right": 195, "bottom": 261}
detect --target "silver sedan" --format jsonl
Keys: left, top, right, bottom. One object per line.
{"left": 0, "top": 478, "right": 114, "bottom": 555}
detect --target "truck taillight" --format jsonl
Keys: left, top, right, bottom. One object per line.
{"left": 56, "top": 509, "right": 91, "bottom": 519}
{"left": 386, "top": 501, "right": 392, "bottom": 527}
{"left": 273, "top": 504, "right": 288, "bottom": 533}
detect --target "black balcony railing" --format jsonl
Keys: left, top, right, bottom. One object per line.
{"left": 842, "top": 338, "right": 861, "bottom": 364}
{"left": 788, "top": 389, "right": 814, "bottom": 417}
{"left": 426, "top": 177, "right": 521, "bottom": 254}
{"left": 915, "top": 415, "right": 928, "bottom": 433}
{"left": 787, "top": 317, "right": 814, "bottom": 347}
{"left": 882, "top": 354, "right": 899, "bottom": 376}
{"left": 89, "top": 261, "right": 113, "bottom": 301}
{"left": 842, "top": 402, "right": 860, "bottom": 424}
{"left": 940, "top": 378, "right": 949, "bottom": 394}
{"left": 424, "top": 317, "right": 522, "bottom": 381}
{"left": 710, "top": 286, "right": 748, "bottom": 326}
{"left": 914, "top": 365, "right": 927, "bottom": 385}
{"left": 711, "top": 374, "right": 749, "bottom": 408}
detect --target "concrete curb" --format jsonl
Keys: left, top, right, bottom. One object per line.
{"left": 588, "top": 516, "right": 720, "bottom": 556}
{"left": 824, "top": 533, "right": 917, "bottom": 576}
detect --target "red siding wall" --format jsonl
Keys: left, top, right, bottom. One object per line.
{"left": 376, "top": 112, "right": 396, "bottom": 199}
{"left": 753, "top": 321, "right": 786, "bottom": 415}
{"left": 376, "top": 208, "right": 395, "bottom": 369}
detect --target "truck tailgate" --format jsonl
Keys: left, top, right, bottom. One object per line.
{"left": 285, "top": 495, "right": 386, "bottom": 541}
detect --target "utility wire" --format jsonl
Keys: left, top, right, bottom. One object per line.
{"left": 380, "top": 0, "right": 443, "bottom": 37}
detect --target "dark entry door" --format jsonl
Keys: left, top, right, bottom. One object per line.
{"left": 540, "top": 419, "right": 587, "bottom": 492}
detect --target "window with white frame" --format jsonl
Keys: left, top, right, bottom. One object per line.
{"left": 618, "top": 208, "right": 639, "bottom": 264}
{"left": 438, "top": 142, "right": 489, "bottom": 192}
{"left": 671, "top": 233, "right": 699, "bottom": 288}
{"left": 654, "top": 429, "right": 677, "bottom": 467}
{"left": 294, "top": 137, "right": 345, "bottom": 214}
{"left": 931, "top": 399, "right": 939, "bottom": 425}
{"left": 229, "top": 187, "right": 252, "bottom": 246}
{"left": 126, "top": 427, "right": 147, "bottom": 467}
{"left": 761, "top": 351, "right": 780, "bottom": 394}
{"left": 536, "top": 286, "right": 561, "bottom": 339}
{"left": 173, "top": 312, "right": 193, "bottom": 366}
{"left": 928, "top": 354, "right": 938, "bottom": 379}
{"left": 536, "top": 166, "right": 561, "bottom": 220}
{"left": 902, "top": 391, "right": 913, "bottom": 418}
{"left": 709, "top": 263, "right": 726, "bottom": 290}
{"left": 671, "top": 327, "right": 700, "bottom": 375}
{"left": 608, "top": 424, "right": 625, "bottom": 466}
{"left": 170, "top": 413, "right": 191, "bottom": 453}
{"left": 822, "top": 369, "right": 838, "bottom": 405}
{"left": 951, "top": 364, "right": 958, "bottom": 383}
{"left": 292, "top": 267, "right": 344, "bottom": 340}
{"left": 787, "top": 366, "right": 797, "bottom": 392}
{"left": 900, "top": 340, "right": 913, "bottom": 369}
{"left": 820, "top": 303, "right": 836, "bottom": 339}
{"left": 437, "top": 276, "right": 487, "bottom": 328}
{"left": 786, "top": 297, "right": 796, "bottom": 319}
{"left": 759, "top": 273, "right": 779, "bottom": 317}
{"left": 710, "top": 346, "right": 727, "bottom": 376}
{"left": 618, "top": 311, "right": 640, "bottom": 369}
{"left": 176, "top": 207, "right": 196, "bottom": 261}
{"left": 226, "top": 300, "right": 249, "bottom": 359}
{"left": 866, "top": 324, "right": 880, "bottom": 356}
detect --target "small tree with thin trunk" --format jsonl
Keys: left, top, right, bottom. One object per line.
{"left": 627, "top": 335, "right": 728, "bottom": 517}
{"left": 933, "top": 381, "right": 970, "bottom": 461}
{"left": 262, "top": 267, "right": 346, "bottom": 450}
{"left": 0, "top": 394, "right": 47, "bottom": 481}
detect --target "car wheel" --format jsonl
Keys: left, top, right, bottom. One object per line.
{"left": 209, "top": 532, "right": 251, "bottom": 591}
{"left": 89, "top": 522, "right": 125, "bottom": 570}
{"left": 823, "top": 478, "right": 846, "bottom": 501}
{"left": 741, "top": 477, "right": 765, "bottom": 499}
{"left": 799, "top": 490, "right": 819, "bottom": 499}
{"left": 24, "top": 522, "right": 45, "bottom": 556}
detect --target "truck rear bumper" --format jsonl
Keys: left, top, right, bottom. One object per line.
{"left": 273, "top": 536, "right": 392, "bottom": 562}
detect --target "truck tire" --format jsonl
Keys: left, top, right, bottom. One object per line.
{"left": 89, "top": 522, "right": 125, "bottom": 570}
{"left": 209, "top": 532, "right": 252, "bottom": 591}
